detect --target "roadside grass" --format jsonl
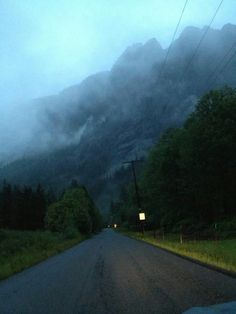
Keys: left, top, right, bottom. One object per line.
{"left": 0, "top": 229, "right": 86, "bottom": 281}
{"left": 119, "top": 229, "right": 236, "bottom": 273}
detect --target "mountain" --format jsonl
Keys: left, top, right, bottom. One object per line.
{"left": 1, "top": 24, "right": 236, "bottom": 211}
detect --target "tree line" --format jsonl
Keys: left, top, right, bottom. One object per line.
{"left": 111, "top": 87, "right": 236, "bottom": 233}
{"left": 0, "top": 181, "right": 48, "bottom": 230}
{"left": 46, "top": 183, "right": 102, "bottom": 235}
{"left": 0, "top": 180, "right": 102, "bottom": 234}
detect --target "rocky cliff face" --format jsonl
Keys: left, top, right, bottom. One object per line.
{"left": 1, "top": 24, "right": 236, "bottom": 210}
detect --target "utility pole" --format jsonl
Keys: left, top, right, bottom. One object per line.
{"left": 123, "top": 159, "right": 146, "bottom": 234}
{"left": 123, "top": 159, "right": 143, "bottom": 211}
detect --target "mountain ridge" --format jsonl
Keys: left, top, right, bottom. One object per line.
{"left": 1, "top": 24, "right": 236, "bottom": 210}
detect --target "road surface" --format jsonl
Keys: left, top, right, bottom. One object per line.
{"left": 0, "top": 229, "right": 235, "bottom": 314}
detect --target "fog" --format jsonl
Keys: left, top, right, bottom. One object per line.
{"left": 0, "top": 0, "right": 236, "bottom": 163}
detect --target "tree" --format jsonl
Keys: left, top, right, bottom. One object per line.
{"left": 45, "top": 185, "right": 102, "bottom": 234}
{"left": 32, "top": 184, "right": 47, "bottom": 229}
{"left": 0, "top": 181, "right": 13, "bottom": 228}
{"left": 0, "top": 181, "right": 48, "bottom": 230}
{"left": 116, "top": 87, "right": 236, "bottom": 231}
{"left": 182, "top": 87, "right": 236, "bottom": 223}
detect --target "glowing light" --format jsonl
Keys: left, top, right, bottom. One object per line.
{"left": 139, "top": 212, "right": 145, "bottom": 221}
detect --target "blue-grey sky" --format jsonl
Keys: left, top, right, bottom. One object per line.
{"left": 1, "top": 0, "right": 236, "bottom": 106}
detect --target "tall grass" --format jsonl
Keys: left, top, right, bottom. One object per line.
{"left": 120, "top": 229, "right": 236, "bottom": 273}
{"left": 0, "top": 229, "right": 85, "bottom": 280}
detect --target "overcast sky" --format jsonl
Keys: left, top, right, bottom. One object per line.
{"left": 1, "top": 0, "right": 236, "bottom": 106}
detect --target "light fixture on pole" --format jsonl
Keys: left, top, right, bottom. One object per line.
{"left": 139, "top": 210, "right": 146, "bottom": 234}
{"left": 139, "top": 212, "right": 146, "bottom": 221}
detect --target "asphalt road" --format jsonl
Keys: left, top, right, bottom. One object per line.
{"left": 0, "top": 229, "right": 235, "bottom": 314}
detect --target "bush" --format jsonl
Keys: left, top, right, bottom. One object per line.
{"left": 76, "top": 207, "right": 92, "bottom": 234}
{"left": 45, "top": 186, "right": 102, "bottom": 234}
{"left": 0, "top": 229, "right": 7, "bottom": 242}
{"left": 0, "top": 229, "right": 85, "bottom": 280}
{"left": 64, "top": 227, "right": 80, "bottom": 239}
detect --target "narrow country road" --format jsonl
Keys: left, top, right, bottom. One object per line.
{"left": 0, "top": 229, "right": 235, "bottom": 314}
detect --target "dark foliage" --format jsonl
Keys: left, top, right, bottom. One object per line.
{"left": 112, "top": 87, "right": 236, "bottom": 231}
{"left": 0, "top": 181, "right": 48, "bottom": 230}
{"left": 45, "top": 185, "right": 102, "bottom": 234}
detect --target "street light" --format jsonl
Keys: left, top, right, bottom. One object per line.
{"left": 123, "top": 158, "right": 146, "bottom": 234}
{"left": 139, "top": 212, "right": 146, "bottom": 221}
{"left": 139, "top": 210, "right": 146, "bottom": 234}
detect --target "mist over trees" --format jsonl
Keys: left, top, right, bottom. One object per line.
{"left": 0, "top": 24, "right": 236, "bottom": 210}
{"left": 112, "top": 87, "right": 236, "bottom": 232}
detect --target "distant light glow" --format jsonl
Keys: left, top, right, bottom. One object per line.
{"left": 139, "top": 212, "right": 146, "bottom": 221}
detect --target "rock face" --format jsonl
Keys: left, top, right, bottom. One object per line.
{"left": 0, "top": 24, "right": 236, "bottom": 210}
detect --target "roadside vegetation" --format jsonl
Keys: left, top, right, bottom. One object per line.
{"left": 111, "top": 87, "right": 236, "bottom": 272}
{"left": 119, "top": 229, "right": 236, "bottom": 273}
{"left": 0, "top": 181, "right": 102, "bottom": 280}
{"left": 0, "top": 230, "right": 86, "bottom": 280}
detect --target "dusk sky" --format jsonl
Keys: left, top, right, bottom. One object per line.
{"left": 1, "top": 0, "right": 236, "bottom": 106}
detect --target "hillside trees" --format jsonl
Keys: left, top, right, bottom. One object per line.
{"left": 114, "top": 87, "right": 236, "bottom": 231}
{"left": 46, "top": 185, "right": 102, "bottom": 234}
{"left": 0, "top": 182, "right": 47, "bottom": 230}
{"left": 0, "top": 179, "right": 102, "bottom": 235}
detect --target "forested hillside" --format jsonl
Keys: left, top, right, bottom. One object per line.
{"left": 0, "top": 24, "right": 236, "bottom": 210}
{"left": 111, "top": 87, "right": 236, "bottom": 232}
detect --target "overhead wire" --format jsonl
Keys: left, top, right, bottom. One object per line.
{"left": 158, "top": 0, "right": 225, "bottom": 118}
{"left": 159, "top": 0, "right": 189, "bottom": 78}
{"left": 178, "top": 0, "right": 224, "bottom": 83}
{"left": 206, "top": 43, "right": 236, "bottom": 89}
{"left": 206, "top": 41, "right": 236, "bottom": 82}
{"left": 217, "top": 49, "right": 236, "bottom": 75}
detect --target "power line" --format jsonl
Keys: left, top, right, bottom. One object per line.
{"left": 206, "top": 41, "right": 236, "bottom": 85}
{"left": 160, "top": 0, "right": 224, "bottom": 115}
{"left": 159, "top": 0, "right": 189, "bottom": 78}
{"left": 207, "top": 48, "right": 236, "bottom": 89}
{"left": 178, "top": 0, "right": 224, "bottom": 83}
{"left": 158, "top": 1, "right": 225, "bottom": 120}
{"left": 218, "top": 48, "right": 236, "bottom": 75}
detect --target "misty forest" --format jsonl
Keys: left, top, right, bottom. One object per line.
{"left": 0, "top": 0, "right": 236, "bottom": 295}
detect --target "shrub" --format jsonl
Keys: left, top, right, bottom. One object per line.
{"left": 45, "top": 186, "right": 101, "bottom": 234}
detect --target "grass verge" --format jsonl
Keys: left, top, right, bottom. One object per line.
{"left": 119, "top": 229, "right": 236, "bottom": 274}
{"left": 0, "top": 229, "right": 86, "bottom": 281}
